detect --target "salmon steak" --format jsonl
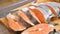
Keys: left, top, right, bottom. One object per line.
{"left": 45, "top": 2, "right": 60, "bottom": 16}
{"left": 18, "top": 10, "right": 35, "bottom": 26}
{"left": 29, "top": 6, "right": 47, "bottom": 23}
{"left": 6, "top": 13, "right": 26, "bottom": 31}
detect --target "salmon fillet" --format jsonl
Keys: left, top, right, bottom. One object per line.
{"left": 46, "top": 5, "right": 57, "bottom": 15}
{"left": 21, "top": 24, "right": 53, "bottom": 34}
{"left": 45, "top": 2, "right": 60, "bottom": 16}
{"left": 29, "top": 6, "right": 47, "bottom": 23}
{"left": 18, "top": 11, "right": 34, "bottom": 26}
{"left": 7, "top": 13, "right": 26, "bottom": 31}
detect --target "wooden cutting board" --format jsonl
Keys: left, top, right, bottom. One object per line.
{"left": 50, "top": 17, "right": 60, "bottom": 31}
{"left": 50, "top": 17, "right": 60, "bottom": 25}
{"left": 0, "top": 22, "right": 10, "bottom": 34}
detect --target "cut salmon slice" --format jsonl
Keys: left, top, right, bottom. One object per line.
{"left": 45, "top": 2, "right": 60, "bottom": 17}
{"left": 46, "top": 5, "right": 59, "bottom": 17}
{"left": 46, "top": 5, "right": 57, "bottom": 15}
{"left": 21, "top": 24, "right": 53, "bottom": 34}
{"left": 18, "top": 11, "right": 34, "bottom": 26}
{"left": 44, "top": 3, "right": 60, "bottom": 16}
{"left": 29, "top": 6, "right": 47, "bottom": 23}
{"left": 7, "top": 13, "right": 26, "bottom": 31}
{"left": 21, "top": 8, "right": 39, "bottom": 25}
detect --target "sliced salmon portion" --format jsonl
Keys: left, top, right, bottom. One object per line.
{"left": 46, "top": 5, "right": 57, "bottom": 15}
{"left": 45, "top": 2, "right": 60, "bottom": 16}
{"left": 46, "top": 5, "right": 60, "bottom": 18}
{"left": 29, "top": 6, "right": 47, "bottom": 23}
{"left": 7, "top": 13, "right": 26, "bottom": 31}
{"left": 18, "top": 11, "right": 34, "bottom": 26}
{"left": 21, "top": 24, "right": 53, "bottom": 34}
